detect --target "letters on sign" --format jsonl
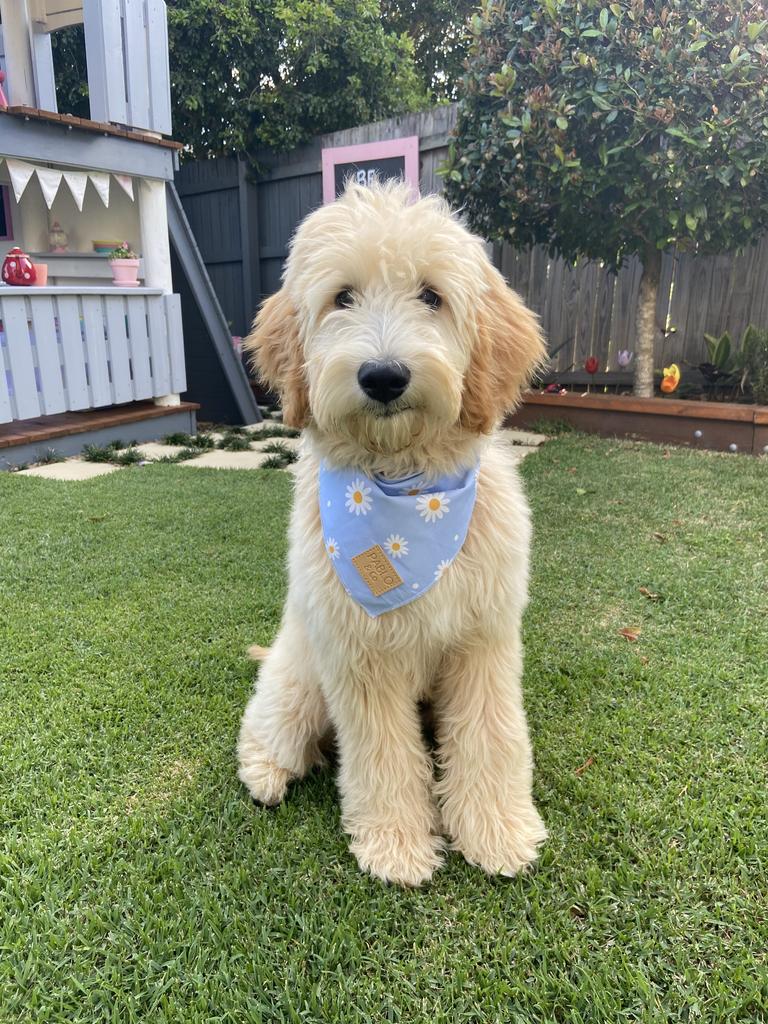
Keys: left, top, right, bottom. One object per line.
{"left": 321, "top": 137, "right": 419, "bottom": 204}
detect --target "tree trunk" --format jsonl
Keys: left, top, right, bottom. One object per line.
{"left": 634, "top": 246, "right": 662, "bottom": 398}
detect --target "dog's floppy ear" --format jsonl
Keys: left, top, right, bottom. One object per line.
{"left": 244, "top": 289, "right": 309, "bottom": 429}
{"left": 460, "top": 263, "right": 546, "bottom": 434}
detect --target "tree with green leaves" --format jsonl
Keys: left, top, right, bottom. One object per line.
{"left": 444, "top": 0, "right": 768, "bottom": 396}
{"left": 52, "top": 1, "right": 429, "bottom": 158}
{"left": 381, "top": 0, "right": 476, "bottom": 100}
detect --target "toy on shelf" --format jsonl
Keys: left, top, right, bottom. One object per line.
{"left": 2, "top": 247, "right": 37, "bottom": 286}
{"left": 48, "top": 221, "right": 69, "bottom": 253}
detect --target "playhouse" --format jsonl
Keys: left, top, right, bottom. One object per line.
{"left": 0, "top": 0, "right": 198, "bottom": 466}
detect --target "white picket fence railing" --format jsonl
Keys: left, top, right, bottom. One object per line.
{"left": 0, "top": 288, "right": 185, "bottom": 423}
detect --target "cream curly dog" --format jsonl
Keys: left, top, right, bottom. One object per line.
{"left": 238, "top": 181, "right": 547, "bottom": 886}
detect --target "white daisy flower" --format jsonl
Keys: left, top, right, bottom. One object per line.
{"left": 326, "top": 538, "right": 340, "bottom": 560}
{"left": 384, "top": 534, "right": 409, "bottom": 558}
{"left": 434, "top": 559, "right": 452, "bottom": 581}
{"left": 416, "top": 492, "right": 450, "bottom": 523}
{"left": 345, "top": 478, "right": 373, "bottom": 515}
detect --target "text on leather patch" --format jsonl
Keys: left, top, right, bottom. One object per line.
{"left": 351, "top": 545, "right": 404, "bottom": 597}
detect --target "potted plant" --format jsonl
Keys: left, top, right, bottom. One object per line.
{"left": 107, "top": 244, "right": 140, "bottom": 287}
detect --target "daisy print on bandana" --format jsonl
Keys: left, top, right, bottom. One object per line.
{"left": 319, "top": 460, "right": 477, "bottom": 618}
{"left": 345, "top": 478, "right": 373, "bottom": 516}
{"left": 434, "top": 558, "right": 452, "bottom": 581}
{"left": 326, "top": 538, "right": 340, "bottom": 560}
{"left": 384, "top": 534, "right": 409, "bottom": 558}
{"left": 416, "top": 492, "right": 450, "bottom": 523}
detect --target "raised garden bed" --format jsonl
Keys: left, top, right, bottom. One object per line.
{"left": 507, "top": 391, "right": 768, "bottom": 455}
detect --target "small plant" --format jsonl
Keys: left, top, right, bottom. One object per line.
{"left": 163, "top": 432, "right": 214, "bottom": 449}
{"left": 250, "top": 424, "right": 301, "bottom": 440}
{"left": 260, "top": 442, "right": 298, "bottom": 469}
{"left": 735, "top": 326, "right": 768, "bottom": 405}
{"left": 108, "top": 245, "right": 137, "bottom": 260}
{"left": 112, "top": 447, "right": 143, "bottom": 466}
{"left": 35, "top": 448, "right": 65, "bottom": 464}
{"left": 155, "top": 447, "right": 201, "bottom": 463}
{"left": 261, "top": 441, "right": 298, "bottom": 464}
{"left": 218, "top": 432, "right": 252, "bottom": 451}
{"left": 82, "top": 440, "right": 142, "bottom": 465}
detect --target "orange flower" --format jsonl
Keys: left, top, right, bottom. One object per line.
{"left": 660, "top": 363, "right": 681, "bottom": 394}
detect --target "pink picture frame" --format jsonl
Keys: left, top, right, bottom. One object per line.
{"left": 321, "top": 136, "right": 420, "bottom": 204}
{"left": 0, "top": 185, "right": 13, "bottom": 241}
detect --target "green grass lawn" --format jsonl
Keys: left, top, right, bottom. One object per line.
{"left": 1, "top": 439, "right": 766, "bottom": 1023}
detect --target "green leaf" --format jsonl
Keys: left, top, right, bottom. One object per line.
{"left": 554, "top": 143, "right": 566, "bottom": 162}
{"left": 606, "top": 109, "right": 618, "bottom": 124}
{"left": 522, "top": 109, "right": 532, "bottom": 131}
{"left": 599, "top": 8, "right": 609, "bottom": 31}
{"left": 609, "top": 3, "right": 621, "bottom": 17}
{"left": 581, "top": 28, "right": 602, "bottom": 37}
{"left": 556, "top": 116, "right": 569, "bottom": 130}
{"left": 748, "top": 21, "right": 767, "bottom": 42}
{"left": 689, "top": 39, "right": 708, "bottom": 51}
{"left": 685, "top": 213, "right": 698, "bottom": 232}
{"left": 653, "top": 26, "right": 662, "bottom": 42}
{"left": 730, "top": 44, "right": 741, "bottom": 62}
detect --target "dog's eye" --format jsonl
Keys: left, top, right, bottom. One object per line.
{"left": 419, "top": 288, "right": 442, "bottom": 310}
{"left": 334, "top": 289, "right": 355, "bottom": 309}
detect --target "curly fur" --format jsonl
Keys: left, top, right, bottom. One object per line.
{"left": 238, "top": 182, "right": 548, "bottom": 886}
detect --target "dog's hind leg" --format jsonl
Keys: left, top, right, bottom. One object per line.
{"left": 238, "top": 613, "right": 328, "bottom": 806}
{"left": 433, "top": 620, "right": 547, "bottom": 877}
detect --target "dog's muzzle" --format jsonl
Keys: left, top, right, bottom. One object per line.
{"left": 357, "top": 360, "right": 411, "bottom": 405}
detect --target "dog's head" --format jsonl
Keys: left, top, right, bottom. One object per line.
{"left": 246, "top": 181, "right": 545, "bottom": 465}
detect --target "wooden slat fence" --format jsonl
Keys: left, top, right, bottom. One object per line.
{"left": 0, "top": 289, "right": 185, "bottom": 423}
{"left": 176, "top": 104, "right": 768, "bottom": 372}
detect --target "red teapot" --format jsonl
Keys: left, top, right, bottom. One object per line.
{"left": 2, "top": 247, "right": 37, "bottom": 286}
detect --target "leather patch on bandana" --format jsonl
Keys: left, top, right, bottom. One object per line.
{"left": 351, "top": 545, "right": 404, "bottom": 597}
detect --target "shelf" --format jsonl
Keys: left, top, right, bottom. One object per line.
{"left": 0, "top": 285, "right": 162, "bottom": 296}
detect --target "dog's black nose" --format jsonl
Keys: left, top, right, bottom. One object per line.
{"left": 357, "top": 361, "right": 411, "bottom": 404}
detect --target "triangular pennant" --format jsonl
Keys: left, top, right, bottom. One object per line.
{"left": 63, "top": 170, "right": 88, "bottom": 211}
{"left": 88, "top": 171, "right": 110, "bottom": 207}
{"left": 35, "top": 166, "right": 64, "bottom": 209}
{"left": 113, "top": 174, "right": 134, "bottom": 201}
{"left": 5, "top": 159, "right": 37, "bottom": 203}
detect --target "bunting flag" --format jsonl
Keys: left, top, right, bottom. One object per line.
{"left": 113, "top": 174, "right": 135, "bottom": 201}
{"left": 0, "top": 159, "right": 133, "bottom": 210}
{"left": 5, "top": 159, "right": 36, "bottom": 203}
{"left": 88, "top": 171, "right": 110, "bottom": 207}
{"left": 36, "top": 166, "right": 64, "bottom": 208}
{"left": 62, "top": 170, "right": 88, "bottom": 211}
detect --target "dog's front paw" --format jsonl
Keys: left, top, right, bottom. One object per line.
{"left": 350, "top": 827, "right": 444, "bottom": 887}
{"left": 237, "top": 737, "right": 293, "bottom": 806}
{"left": 448, "top": 805, "right": 547, "bottom": 877}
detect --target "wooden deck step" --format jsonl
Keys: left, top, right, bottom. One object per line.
{"left": 0, "top": 401, "right": 199, "bottom": 450}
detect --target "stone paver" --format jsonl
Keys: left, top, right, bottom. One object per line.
{"left": 17, "top": 460, "right": 120, "bottom": 481}
{"left": 134, "top": 442, "right": 186, "bottom": 460}
{"left": 177, "top": 449, "right": 272, "bottom": 470}
{"left": 504, "top": 429, "right": 548, "bottom": 446}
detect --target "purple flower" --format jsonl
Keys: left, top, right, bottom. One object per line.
{"left": 617, "top": 350, "right": 634, "bottom": 368}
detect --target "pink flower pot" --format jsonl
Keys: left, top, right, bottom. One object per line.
{"left": 109, "top": 258, "right": 140, "bottom": 287}
{"left": 33, "top": 264, "right": 49, "bottom": 286}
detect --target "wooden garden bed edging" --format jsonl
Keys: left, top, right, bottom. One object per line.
{"left": 506, "top": 392, "right": 768, "bottom": 455}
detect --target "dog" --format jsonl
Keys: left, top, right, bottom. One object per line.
{"left": 237, "top": 181, "right": 548, "bottom": 886}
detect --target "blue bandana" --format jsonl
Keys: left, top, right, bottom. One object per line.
{"left": 318, "top": 461, "right": 479, "bottom": 617}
